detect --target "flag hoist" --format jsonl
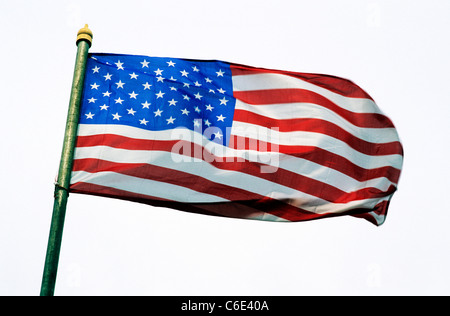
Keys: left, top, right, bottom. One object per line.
{"left": 40, "top": 25, "right": 93, "bottom": 296}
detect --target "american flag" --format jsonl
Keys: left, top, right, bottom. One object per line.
{"left": 70, "top": 53, "right": 403, "bottom": 226}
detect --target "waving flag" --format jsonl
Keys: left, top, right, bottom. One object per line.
{"left": 70, "top": 53, "right": 403, "bottom": 225}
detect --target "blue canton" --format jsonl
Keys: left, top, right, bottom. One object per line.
{"left": 80, "top": 53, "right": 236, "bottom": 145}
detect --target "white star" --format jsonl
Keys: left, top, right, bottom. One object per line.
{"left": 169, "top": 86, "right": 177, "bottom": 91}
{"left": 168, "top": 99, "right": 178, "bottom": 106}
{"left": 92, "top": 66, "right": 100, "bottom": 73}
{"left": 141, "top": 59, "right": 150, "bottom": 68}
{"left": 194, "top": 106, "right": 201, "bottom": 113}
{"left": 169, "top": 76, "right": 177, "bottom": 82}
{"left": 129, "top": 72, "right": 139, "bottom": 79}
{"left": 192, "top": 66, "right": 199, "bottom": 72}
{"left": 140, "top": 118, "right": 149, "bottom": 125}
{"left": 100, "top": 104, "right": 109, "bottom": 110}
{"left": 205, "top": 77, "right": 212, "bottom": 83}
{"left": 115, "top": 60, "right": 124, "bottom": 70}
{"left": 216, "top": 114, "right": 226, "bottom": 122}
{"left": 219, "top": 97, "right": 229, "bottom": 105}
{"left": 204, "top": 119, "right": 211, "bottom": 127}
{"left": 167, "top": 60, "right": 176, "bottom": 67}
{"left": 112, "top": 112, "right": 121, "bottom": 120}
{"left": 141, "top": 101, "right": 151, "bottom": 109}
{"left": 180, "top": 70, "right": 189, "bottom": 77}
{"left": 181, "top": 108, "right": 190, "bottom": 115}
{"left": 90, "top": 83, "right": 99, "bottom": 90}
{"left": 143, "top": 82, "right": 152, "bottom": 90}
{"left": 194, "top": 81, "right": 202, "bottom": 87}
{"left": 206, "top": 104, "right": 214, "bottom": 111}
{"left": 209, "top": 89, "right": 215, "bottom": 94}
{"left": 115, "top": 97, "right": 124, "bottom": 104}
{"left": 166, "top": 116, "right": 176, "bottom": 124}
{"left": 129, "top": 91, "right": 138, "bottom": 99}
{"left": 214, "top": 131, "right": 223, "bottom": 140}
{"left": 216, "top": 69, "right": 225, "bottom": 77}
{"left": 194, "top": 92, "right": 203, "bottom": 100}
{"left": 154, "top": 108, "right": 163, "bottom": 117}
{"left": 102, "top": 91, "right": 112, "bottom": 97}
{"left": 154, "top": 68, "right": 163, "bottom": 76}
{"left": 115, "top": 80, "right": 125, "bottom": 89}
{"left": 217, "top": 88, "right": 226, "bottom": 94}
{"left": 193, "top": 119, "right": 201, "bottom": 128}
{"left": 183, "top": 82, "right": 190, "bottom": 88}
{"left": 183, "top": 95, "right": 190, "bottom": 101}
{"left": 127, "top": 108, "right": 136, "bottom": 115}
{"left": 85, "top": 112, "right": 95, "bottom": 119}
{"left": 88, "top": 97, "right": 97, "bottom": 103}
{"left": 104, "top": 73, "right": 112, "bottom": 81}
{"left": 156, "top": 91, "right": 165, "bottom": 99}
{"left": 156, "top": 76, "right": 165, "bottom": 83}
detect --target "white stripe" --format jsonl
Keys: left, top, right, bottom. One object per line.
{"left": 232, "top": 72, "right": 383, "bottom": 115}
{"left": 234, "top": 99, "right": 400, "bottom": 144}
{"left": 231, "top": 121, "right": 403, "bottom": 170}
{"left": 71, "top": 170, "right": 229, "bottom": 203}
{"left": 77, "top": 123, "right": 190, "bottom": 140}
{"left": 73, "top": 145, "right": 395, "bottom": 215}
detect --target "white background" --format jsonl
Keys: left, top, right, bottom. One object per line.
{"left": 1, "top": 0, "right": 449, "bottom": 295}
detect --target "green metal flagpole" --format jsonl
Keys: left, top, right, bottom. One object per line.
{"left": 40, "top": 25, "right": 93, "bottom": 296}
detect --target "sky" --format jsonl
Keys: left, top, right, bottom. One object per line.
{"left": 1, "top": 0, "right": 450, "bottom": 296}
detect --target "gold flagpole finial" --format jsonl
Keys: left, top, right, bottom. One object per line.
{"left": 76, "top": 24, "right": 93, "bottom": 47}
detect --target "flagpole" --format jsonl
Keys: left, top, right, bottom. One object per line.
{"left": 40, "top": 25, "right": 93, "bottom": 296}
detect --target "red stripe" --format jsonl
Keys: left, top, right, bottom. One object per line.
{"left": 76, "top": 134, "right": 180, "bottom": 152}
{"left": 230, "top": 64, "right": 373, "bottom": 100}
{"left": 233, "top": 89, "right": 394, "bottom": 129}
{"left": 74, "top": 139, "right": 398, "bottom": 204}
{"left": 233, "top": 109, "right": 403, "bottom": 156}
{"left": 76, "top": 134, "right": 401, "bottom": 184}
